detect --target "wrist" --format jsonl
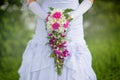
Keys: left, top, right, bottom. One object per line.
{"left": 28, "top": 0, "right": 36, "bottom": 5}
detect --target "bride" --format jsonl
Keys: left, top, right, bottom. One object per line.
{"left": 18, "top": 0, "right": 97, "bottom": 80}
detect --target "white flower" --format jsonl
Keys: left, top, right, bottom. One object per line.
{"left": 59, "top": 26, "right": 64, "bottom": 33}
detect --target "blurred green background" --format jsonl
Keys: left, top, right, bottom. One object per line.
{"left": 0, "top": 0, "right": 120, "bottom": 80}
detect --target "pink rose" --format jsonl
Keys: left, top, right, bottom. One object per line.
{"left": 52, "top": 12, "right": 62, "bottom": 19}
{"left": 52, "top": 22, "right": 60, "bottom": 30}
{"left": 64, "top": 20, "right": 69, "bottom": 28}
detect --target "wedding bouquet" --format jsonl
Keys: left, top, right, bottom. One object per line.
{"left": 45, "top": 7, "right": 73, "bottom": 75}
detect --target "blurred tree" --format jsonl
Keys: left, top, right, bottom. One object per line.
{"left": 84, "top": 0, "right": 120, "bottom": 80}
{"left": 0, "top": 0, "right": 33, "bottom": 80}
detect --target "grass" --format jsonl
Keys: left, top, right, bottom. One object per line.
{"left": 85, "top": 24, "right": 120, "bottom": 80}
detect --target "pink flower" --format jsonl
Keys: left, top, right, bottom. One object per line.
{"left": 52, "top": 22, "right": 60, "bottom": 30}
{"left": 61, "top": 33, "right": 66, "bottom": 37}
{"left": 58, "top": 44, "right": 63, "bottom": 48}
{"left": 54, "top": 49, "right": 62, "bottom": 54}
{"left": 50, "top": 44, "right": 54, "bottom": 48}
{"left": 63, "top": 49, "right": 70, "bottom": 57}
{"left": 62, "top": 41, "right": 67, "bottom": 44}
{"left": 52, "top": 12, "right": 62, "bottom": 19}
{"left": 60, "top": 58, "right": 64, "bottom": 62}
{"left": 48, "top": 33, "right": 53, "bottom": 36}
{"left": 64, "top": 53, "right": 70, "bottom": 57}
{"left": 54, "top": 49, "right": 59, "bottom": 53}
{"left": 64, "top": 20, "right": 69, "bottom": 28}
{"left": 46, "top": 14, "right": 50, "bottom": 22}
{"left": 58, "top": 41, "right": 67, "bottom": 48}
{"left": 49, "top": 37, "right": 56, "bottom": 45}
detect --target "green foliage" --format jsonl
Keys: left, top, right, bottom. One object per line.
{"left": 49, "top": 7, "right": 54, "bottom": 11}
{"left": 0, "top": 0, "right": 33, "bottom": 80}
{"left": 50, "top": 52, "right": 55, "bottom": 58}
{"left": 63, "top": 8, "right": 73, "bottom": 13}
{"left": 84, "top": 1, "right": 120, "bottom": 80}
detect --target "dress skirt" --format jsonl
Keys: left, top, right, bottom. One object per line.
{"left": 18, "top": 15, "right": 97, "bottom": 80}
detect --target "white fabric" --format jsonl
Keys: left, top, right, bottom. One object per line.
{"left": 29, "top": 2, "right": 48, "bottom": 20}
{"left": 20, "top": 0, "right": 44, "bottom": 10}
{"left": 28, "top": 0, "right": 92, "bottom": 20}
{"left": 69, "top": 0, "right": 92, "bottom": 19}
{"left": 18, "top": 0, "right": 97, "bottom": 80}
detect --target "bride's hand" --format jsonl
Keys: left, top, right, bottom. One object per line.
{"left": 67, "top": 0, "right": 94, "bottom": 19}
{"left": 28, "top": 0, "right": 36, "bottom": 4}
{"left": 90, "top": 0, "right": 94, "bottom": 4}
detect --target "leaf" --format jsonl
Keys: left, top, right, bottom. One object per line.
{"left": 50, "top": 52, "right": 55, "bottom": 58}
{"left": 63, "top": 8, "right": 74, "bottom": 14}
{"left": 69, "top": 18, "right": 73, "bottom": 22}
{"left": 45, "top": 42, "right": 49, "bottom": 45}
{"left": 47, "top": 36, "right": 50, "bottom": 39}
{"left": 57, "top": 67, "right": 62, "bottom": 75}
{"left": 48, "top": 12, "right": 51, "bottom": 14}
{"left": 64, "top": 14, "right": 69, "bottom": 19}
{"left": 49, "top": 7, "right": 54, "bottom": 11}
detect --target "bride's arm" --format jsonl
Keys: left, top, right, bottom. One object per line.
{"left": 70, "top": 0, "right": 94, "bottom": 19}
{"left": 28, "top": 0, "right": 47, "bottom": 20}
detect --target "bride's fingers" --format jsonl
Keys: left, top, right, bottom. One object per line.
{"left": 90, "top": 0, "right": 94, "bottom": 4}
{"left": 28, "top": 0, "right": 36, "bottom": 4}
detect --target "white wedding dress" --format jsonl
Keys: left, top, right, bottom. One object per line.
{"left": 18, "top": 0, "right": 97, "bottom": 80}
